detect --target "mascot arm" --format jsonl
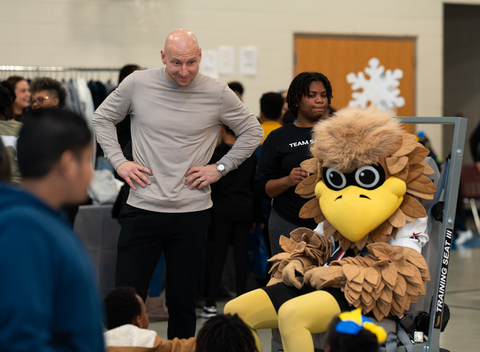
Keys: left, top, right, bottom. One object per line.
{"left": 389, "top": 216, "right": 428, "bottom": 253}
{"left": 304, "top": 242, "right": 430, "bottom": 321}
{"left": 267, "top": 228, "right": 332, "bottom": 286}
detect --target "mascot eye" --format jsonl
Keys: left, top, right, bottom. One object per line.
{"left": 325, "top": 168, "right": 347, "bottom": 190}
{"left": 355, "top": 166, "right": 381, "bottom": 189}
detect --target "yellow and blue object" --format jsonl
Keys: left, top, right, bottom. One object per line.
{"left": 336, "top": 309, "right": 387, "bottom": 343}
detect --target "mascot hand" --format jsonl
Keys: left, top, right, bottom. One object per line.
{"left": 282, "top": 260, "right": 305, "bottom": 289}
{"left": 305, "top": 265, "right": 345, "bottom": 290}
{"left": 305, "top": 266, "right": 328, "bottom": 290}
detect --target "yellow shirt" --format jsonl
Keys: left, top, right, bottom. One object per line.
{"left": 261, "top": 120, "right": 282, "bottom": 144}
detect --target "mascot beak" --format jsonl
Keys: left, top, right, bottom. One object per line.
{"left": 315, "top": 168, "right": 406, "bottom": 242}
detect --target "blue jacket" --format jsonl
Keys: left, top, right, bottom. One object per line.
{"left": 0, "top": 183, "right": 105, "bottom": 351}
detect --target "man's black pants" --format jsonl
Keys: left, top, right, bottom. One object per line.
{"left": 116, "top": 205, "right": 211, "bottom": 339}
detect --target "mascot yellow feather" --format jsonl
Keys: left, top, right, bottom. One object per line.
{"left": 224, "top": 106, "right": 436, "bottom": 352}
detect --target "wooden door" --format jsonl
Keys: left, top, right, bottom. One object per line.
{"left": 294, "top": 35, "right": 416, "bottom": 132}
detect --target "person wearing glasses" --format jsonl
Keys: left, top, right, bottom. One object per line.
{"left": 29, "top": 77, "right": 67, "bottom": 110}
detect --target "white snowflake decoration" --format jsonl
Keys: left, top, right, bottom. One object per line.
{"left": 346, "top": 57, "right": 405, "bottom": 112}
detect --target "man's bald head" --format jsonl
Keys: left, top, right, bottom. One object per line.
{"left": 161, "top": 30, "right": 202, "bottom": 87}
{"left": 164, "top": 29, "right": 199, "bottom": 51}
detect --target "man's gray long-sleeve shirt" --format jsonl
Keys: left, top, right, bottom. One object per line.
{"left": 92, "top": 68, "right": 263, "bottom": 213}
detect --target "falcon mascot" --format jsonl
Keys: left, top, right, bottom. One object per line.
{"left": 224, "top": 105, "right": 436, "bottom": 352}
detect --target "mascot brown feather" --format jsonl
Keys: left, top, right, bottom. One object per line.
{"left": 269, "top": 105, "right": 436, "bottom": 320}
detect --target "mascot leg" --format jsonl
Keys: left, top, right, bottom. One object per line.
{"left": 224, "top": 289, "right": 278, "bottom": 352}
{"left": 277, "top": 291, "right": 341, "bottom": 352}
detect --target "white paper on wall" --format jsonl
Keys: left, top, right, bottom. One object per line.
{"left": 218, "top": 45, "right": 235, "bottom": 75}
{"left": 200, "top": 50, "right": 219, "bottom": 79}
{"left": 239, "top": 47, "right": 258, "bottom": 76}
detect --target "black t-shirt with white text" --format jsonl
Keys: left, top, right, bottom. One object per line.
{"left": 255, "top": 123, "right": 317, "bottom": 228}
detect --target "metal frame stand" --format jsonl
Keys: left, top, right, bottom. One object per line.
{"left": 396, "top": 116, "right": 466, "bottom": 352}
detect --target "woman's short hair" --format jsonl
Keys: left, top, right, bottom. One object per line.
{"left": 286, "top": 72, "right": 333, "bottom": 118}
{"left": 30, "top": 77, "right": 67, "bottom": 108}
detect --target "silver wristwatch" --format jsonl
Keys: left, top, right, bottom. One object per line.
{"left": 216, "top": 162, "right": 227, "bottom": 177}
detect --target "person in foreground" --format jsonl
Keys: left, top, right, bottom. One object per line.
{"left": 324, "top": 309, "right": 386, "bottom": 352}
{"left": 103, "top": 287, "right": 196, "bottom": 352}
{"left": 93, "top": 29, "right": 263, "bottom": 339}
{"left": 196, "top": 314, "right": 258, "bottom": 352}
{"left": 0, "top": 108, "right": 104, "bottom": 351}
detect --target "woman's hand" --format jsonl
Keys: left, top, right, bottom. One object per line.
{"left": 287, "top": 167, "right": 309, "bottom": 187}
{"left": 265, "top": 167, "right": 309, "bottom": 198}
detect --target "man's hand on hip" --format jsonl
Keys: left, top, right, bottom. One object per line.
{"left": 116, "top": 161, "right": 152, "bottom": 190}
{"left": 185, "top": 164, "right": 222, "bottom": 190}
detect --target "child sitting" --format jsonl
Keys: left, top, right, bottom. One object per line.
{"left": 103, "top": 287, "right": 196, "bottom": 352}
{"left": 324, "top": 309, "right": 387, "bottom": 352}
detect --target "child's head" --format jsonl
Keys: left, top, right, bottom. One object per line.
{"left": 103, "top": 287, "right": 149, "bottom": 330}
{"left": 260, "top": 92, "right": 284, "bottom": 121}
{"left": 17, "top": 108, "right": 92, "bottom": 204}
{"left": 325, "top": 309, "right": 386, "bottom": 352}
{"left": 196, "top": 313, "right": 258, "bottom": 352}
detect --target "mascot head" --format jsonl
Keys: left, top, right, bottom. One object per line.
{"left": 297, "top": 105, "right": 436, "bottom": 252}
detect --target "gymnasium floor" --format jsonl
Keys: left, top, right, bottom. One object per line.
{"left": 150, "top": 235, "right": 480, "bottom": 352}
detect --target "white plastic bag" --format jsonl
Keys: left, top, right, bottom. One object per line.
{"left": 88, "top": 169, "right": 124, "bottom": 205}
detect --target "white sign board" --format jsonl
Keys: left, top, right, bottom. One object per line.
{"left": 200, "top": 50, "right": 219, "bottom": 79}
{"left": 239, "top": 47, "right": 258, "bottom": 76}
{"left": 218, "top": 45, "right": 235, "bottom": 75}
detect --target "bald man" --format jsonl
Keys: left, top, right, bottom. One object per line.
{"left": 93, "top": 29, "right": 263, "bottom": 339}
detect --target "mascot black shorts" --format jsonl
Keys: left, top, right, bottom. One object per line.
{"left": 262, "top": 283, "right": 351, "bottom": 313}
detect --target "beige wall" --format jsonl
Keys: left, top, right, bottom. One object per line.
{"left": 2, "top": 0, "right": 480, "bottom": 155}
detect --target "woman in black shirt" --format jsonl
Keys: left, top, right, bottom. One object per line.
{"left": 255, "top": 72, "right": 333, "bottom": 255}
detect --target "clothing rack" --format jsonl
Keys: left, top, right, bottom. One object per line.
{"left": 0, "top": 65, "right": 122, "bottom": 82}
{"left": 0, "top": 65, "right": 120, "bottom": 72}
{"left": 0, "top": 65, "right": 122, "bottom": 166}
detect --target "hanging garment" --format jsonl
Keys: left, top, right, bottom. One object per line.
{"left": 73, "top": 77, "right": 95, "bottom": 127}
